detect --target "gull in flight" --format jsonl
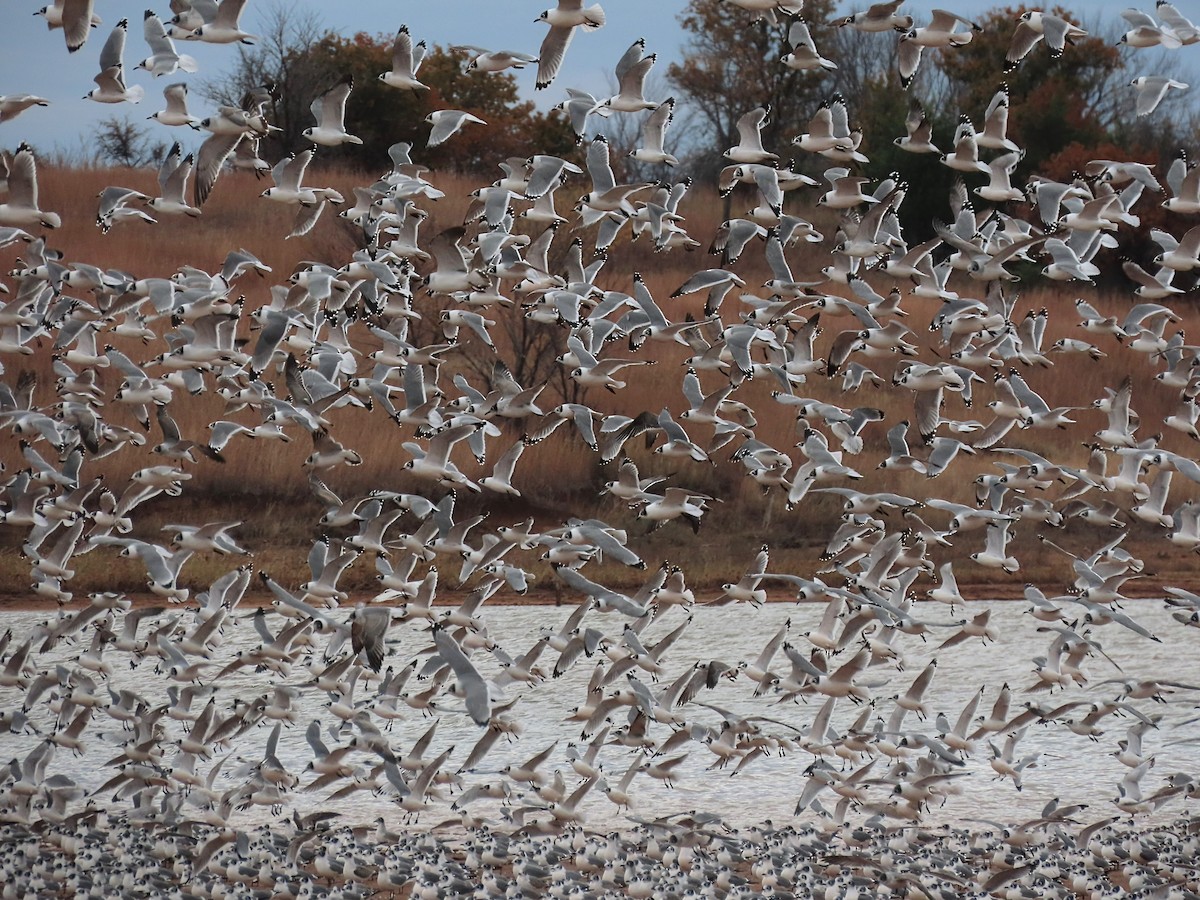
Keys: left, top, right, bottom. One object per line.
{"left": 186, "top": 0, "right": 257, "bottom": 44}
{"left": 148, "top": 82, "right": 198, "bottom": 126}
{"left": 305, "top": 76, "right": 362, "bottom": 146}
{"left": 433, "top": 625, "right": 492, "bottom": 725}
{"left": 0, "top": 95, "right": 49, "bottom": 124}
{"left": 0, "top": 145, "right": 61, "bottom": 230}
{"left": 85, "top": 19, "right": 145, "bottom": 104}
{"left": 535, "top": 1, "right": 606, "bottom": 90}
{"left": 380, "top": 25, "right": 429, "bottom": 90}
{"left": 725, "top": 105, "right": 777, "bottom": 164}
{"left": 1005, "top": 10, "right": 1087, "bottom": 71}
{"left": 1130, "top": 75, "right": 1189, "bottom": 117}
{"left": 192, "top": 89, "right": 277, "bottom": 207}
{"left": 839, "top": 1, "right": 913, "bottom": 32}
{"left": 782, "top": 18, "right": 837, "bottom": 71}
{"left": 96, "top": 186, "right": 154, "bottom": 233}
{"left": 1119, "top": 7, "right": 1185, "bottom": 48}
{"left": 425, "top": 110, "right": 487, "bottom": 148}
{"left": 601, "top": 39, "right": 658, "bottom": 112}
{"left": 37, "top": 0, "right": 102, "bottom": 53}
{"left": 148, "top": 142, "right": 201, "bottom": 219}
{"left": 452, "top": 45, "right": 538, "bottom": 74}
{"left": 136, "top": 9, "right": 198, "bottom": 77}
{"left": 260, "top": 150, "right": 345, "bottom": 238}
{"left": 629, "top": 97, "right": 678, "bottom": 167}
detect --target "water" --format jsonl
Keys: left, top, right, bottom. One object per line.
{"left": 1, "top": 599, "right": 1197, "bottom": 832}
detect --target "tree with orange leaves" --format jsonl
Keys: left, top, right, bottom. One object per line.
{"left": 204, "top": 10, "right": 576, "bottom": 174}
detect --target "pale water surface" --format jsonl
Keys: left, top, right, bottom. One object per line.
{"left": 1, "top": 601, "right": 1197, "bottom": 833}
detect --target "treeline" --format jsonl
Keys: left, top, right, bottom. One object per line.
{"left": 661, "top": 1, "right": 1199, "bottom": 261}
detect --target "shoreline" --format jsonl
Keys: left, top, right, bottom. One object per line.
{"left": 0, "top": 580, "right": 1194, "bottom": 613}
{"left": 1, "top": 810, "right": 1194, "bottom": 897}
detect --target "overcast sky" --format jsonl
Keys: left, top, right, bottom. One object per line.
{"left": 2, "top": 1, "right": 1189, "bottom": 160}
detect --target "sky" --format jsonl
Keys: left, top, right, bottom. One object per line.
{"left": 1, "top": 1, "right": 1190, "bottom": 160}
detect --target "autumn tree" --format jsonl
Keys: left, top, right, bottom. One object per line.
{"left": 277, "top": 34, "right": 572, "bottom": 172}
{"left": 200, "top": 5, "right": 328, "bottom": 157}
{"left": 666, "top": 0, "right": 839, "bottom": 182}
{"left": 204, "top": 8, "right": 576, "bottom": 174}
{"left": 934, "top": 7, "right": 1111, "bottom": 174}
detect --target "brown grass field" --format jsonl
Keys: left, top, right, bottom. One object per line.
{"left": 1, "top": 161, "right": 1198, "bottom": 603}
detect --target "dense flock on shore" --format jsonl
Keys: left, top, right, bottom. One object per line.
{"left": 3, "top": 0, "right": 1200, "bottom": 896}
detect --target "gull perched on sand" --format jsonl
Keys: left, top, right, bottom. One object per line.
{"left": 85, "top": 19, "right": 145, "bottom": 104}
{"left": 379, "top": 25, "right": 428, "bottom": 90}
{"left": 535, "top": 0, "right": 606, "bottom": 90}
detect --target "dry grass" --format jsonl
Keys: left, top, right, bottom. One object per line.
{"left": 1, "top": 162, "right": 1198, "bottom": 600}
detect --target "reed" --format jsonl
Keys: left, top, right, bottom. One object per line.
{"left": 1, "top": 163, "right": 1197, "bottom": 600}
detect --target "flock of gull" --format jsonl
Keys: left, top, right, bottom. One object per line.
{"left": 3, "top": 0, "right": 1200, "bottom": 896}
